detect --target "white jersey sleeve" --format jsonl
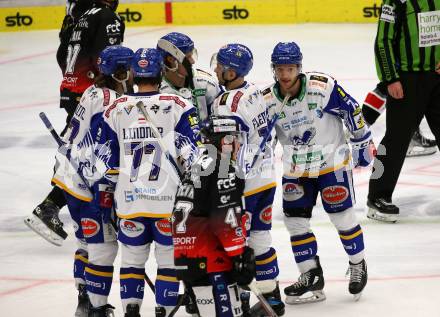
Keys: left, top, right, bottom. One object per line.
{"left": 212, "top": 82, "right": 276, "bottom": 196}
{"left": 52, "top": 85, "right": 120, "bottom": 201}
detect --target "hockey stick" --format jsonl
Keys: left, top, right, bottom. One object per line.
{"left": 249, "top": 93, "right": 291, "bottom": 169}
{"left": 39, "top": 112, "right": 92, "bottom": 192}
{"left": 135, "top": 101, "right": 184, "bottom": 179}
{"left": 248, "top": 280, "right": 278, "bottom": 317}
{"left": 144, "top": 272, "right": 156, "bottom": 294}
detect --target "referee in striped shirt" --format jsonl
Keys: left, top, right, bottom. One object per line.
{"left": 367, "top": 0, "right": 440, "bottom": 222}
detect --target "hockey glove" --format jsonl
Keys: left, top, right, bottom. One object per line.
{"left": 92, "top": 182, "right": 115, "bottom": 223}
{"left": 350, "top": 132, "right": 376, "bottom": 167}
{"left": 231, "top": 246, "right": 256, "bottom": 287}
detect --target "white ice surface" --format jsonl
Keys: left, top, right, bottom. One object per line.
{"left": 1, "top": 24, "right": 440, "bottom": 317}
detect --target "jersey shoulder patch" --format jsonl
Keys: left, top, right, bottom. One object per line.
{"left": 262, "top": 87, "right": 272, "bottom": 96}
{"left": 306, "top": 72, "right": 335, "bottom": 91}
{"left": 219, "top": 92, "right": 230, "bottom": 105}
{"left": 159, "top": 94, "right": 189, "bottom": 108}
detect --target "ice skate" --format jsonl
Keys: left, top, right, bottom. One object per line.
{"left": 284, "top": 256, "right": 326, "bottom": 304}
{"left": 125, "top": 303, "right": 140, "bottom": 317}
{"left": 24, "top": 199, "right": 67, "bottom": 246}
{"left": 367, "top": 198, "right": 399, "bottom": 223}
{"left": 406, "top": 129, "right": 437, "bottom": 157}
{"left": 347, "top": 259, "right": 367, "bottom": 301}
{"left": 249, "top": 282, "right": 285, "bottom": 316}
{"left": 88, "top": 304, "right": 115, "bottom": 317}
{"left": 75, "top": 284, "right": 91, "bottom": 317}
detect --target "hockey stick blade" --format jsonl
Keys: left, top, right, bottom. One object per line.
{"left": 248, "top": 281, "right": 278, "bottom": 317}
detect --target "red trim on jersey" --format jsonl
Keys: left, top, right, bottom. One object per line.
{"left": 159, "top": 95, "right": 186, "bottom": 108}
{"left": 231, "top": 91, "right": 244, "bottom": 112}
{"left": 165, "top": 2, "right": 173, "bottom": 24}
{"left": 364, "top": 91, "right": 386, "bottom": 111}
{"left": 105, "top": 97, "right": 127, "bottom": 118}
{"left": 103, "top": 88, "right": 110, "bottom": 107}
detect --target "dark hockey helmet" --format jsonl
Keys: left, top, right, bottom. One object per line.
{"left": 201, "top": 115, "right": 242, "bottom": 148}
{"left": 97, "top": 45, "right": 134, "bottom": 76}
{"left": 131, "top": 48, "right": 164, "bottom": 78}
{"left": 271, "top": 42, "right": 303, "bottom": 66}
{"left": 94, "top": 0, "right": 119, "bottom": 11}
{"left": 212, "top": 43, "right": 253, "bottom": 77}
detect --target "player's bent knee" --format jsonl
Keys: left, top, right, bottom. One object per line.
{"left": 120, "top": 243, "right": 150, "bottom": 268}
{"left": 283, "top": 216, "right": 311, "bottom": 236}
{"left": 328, "top": 207, "right": 358, "bottom": 231}
{"left": 248, "top": 231, "right": 271, "bottom": 256}
{"left": 87, "top": 241, "right": 118, "bottom": 266}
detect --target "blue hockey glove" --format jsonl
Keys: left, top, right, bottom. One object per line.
{"left": 350, "top": 132, "right": 376, "bottom": 167}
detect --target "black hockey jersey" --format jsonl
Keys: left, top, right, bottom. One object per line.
{"left": 60, "top": 4, "right": 125, "bottom": 94}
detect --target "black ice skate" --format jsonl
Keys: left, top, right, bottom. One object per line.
{"left": 125, "top": 303, "right": 141, "bottom": 317}
{"left": 75, "top": 284, "right": 91, "bottom": 317}
{"left": 284, "top": 256, "right": 326, "bottom": 304}
{"left": 88, "top": 304, "right": 115, "bottom": 317}
{"left": 24, "top": 199, "right": 68, "bottom": 246}
{"left": 347, "top": 259, "right": 368, "bottom": 301}
{"left": 367, "top": 198, "right": 399, "bottom": 223}
{"left": 406, "top": 129, "right": 437, "bottom": 157}
{"left": 249, "top": 282, "right": 285, "bottom": 316}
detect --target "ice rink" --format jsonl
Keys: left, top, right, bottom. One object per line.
{"left": 1, "top": 24, "right": 440, "bottom": 316}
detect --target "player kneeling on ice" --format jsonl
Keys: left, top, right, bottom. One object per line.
{"left": 172, "top": 116, "right": 255, "bottom": 317}
{"left": 94, "top": 47, "right": 200, "bottom": 317}
{"left": 51, "top": 45, "right": 134, "bottom": 317}
{"left": 211, "top": 44, "right": 285, "bottom": 316}
{"left": 263, "top": 42, "right": 375, "bottom": 303}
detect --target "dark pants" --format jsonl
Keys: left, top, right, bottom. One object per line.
{"left": 368, "top": 71, "right": 440, "bottom": 200}
{"left": 60, "top": 88, "right": 82, "bottom": 136}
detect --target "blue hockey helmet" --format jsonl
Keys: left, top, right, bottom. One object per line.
{"left": 131, "top": 48, "right": 164, "bottom": 78}
{"left": 271, "top": 42, "right": 303, "bottom": 66}
{"left": 215, "top": 44, "right": 253, "bottom": 77}
{"left": 157, "top": 32, "right": 195, "bottom": 63}
{"left": 97, "top": 45, "right": 134, "bottom": 76}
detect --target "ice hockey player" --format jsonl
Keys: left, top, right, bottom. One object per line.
{"left": 362, "top": 82, "right": 437, "bottom": 157}
{"left": 172, "top": 115, "right": 255, "bottom": 317}
{"left": 25, "top": 0, "right": 125, "bottom": 245}
{"left": 157, "top": 32, "right": 221, "bottom": 124}
{"left": 263, "top": 42, "right": 373, "bottom": 303}
{"left": 211, "top": 44, "right": 285, "bottom": 316}
{"left": 93, "top": 48, "right": 200, "bottom": 317}
{"left": 52, "top": 45, "right": 134, "bottom": 317}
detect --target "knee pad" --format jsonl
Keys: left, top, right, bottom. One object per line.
{"left": 248, "top": 231, "right": 271, "bottom": 256}
{"left": 87, "top": 241, "right": 118, "bottom": 266}
{"left": 155, "top": 243, "right": 174, "bottom": 269}
{"left": 120, "top": 243, "right": 150, "bottom": 268}
{"left": 283, "top": 216, "right": 311, "bottom": 236}
{"left": 328, "top": 208, "right": 358, "bottom": 231}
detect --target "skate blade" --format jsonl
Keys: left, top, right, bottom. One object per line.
{"left": 24, "top": 214, "right": 64, "bottom": 246}
{"left": 406, "top": 146, "right": 437, "bottom": 157}
{"left": 285, "top": 290, "right": 326, "bottom": 305}
{"left": 367, "top": 208, "right": 397, "bottom": 223}
{"left": 353, "top": 292, "right": 362, "bottom": 301}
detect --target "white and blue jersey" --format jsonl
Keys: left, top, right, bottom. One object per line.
{"left": 212, "top": 81, "right": 276, "bottom": 197}
{"left": 94, "top": 92, "right": 200, "bottom": 219}
{"left": 263, "top": 72, "right": 370, "bottom": 178}
{"left": 53, "top": 85, "right": 120, "bottom": 202}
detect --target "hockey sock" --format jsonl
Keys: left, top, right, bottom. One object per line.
{"left": 338, "top": 225, "right": 365, "bottom": 264}
{"left": 120, "top": 267, "right": 145, "bottom": 309}
{"left": 46, "top": 185, "right": 67, "bottom": 209}
{"left": 74, "top": 249, "right": 88, "bottom": 287}
{"left": 291, "top": 232, "right": 318, "bottom": 273}
{"left": 255, "top": 247, "right": 279, "bottom": 282}
{"left": 155, "top": 268, "right": 179, "bottom": 307}
{"left": 208, "top": 272, "right": 234, "bottom": 317}
{"left": 85, "top": 263, "right": 114, "bottom": 308}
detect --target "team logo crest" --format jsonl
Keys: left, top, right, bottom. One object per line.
{"left": 155, "top": 218, "right": 172, "bottom": 236}
{"left": 259, "top": 206, "right": 272, "bottom": 224}
{"left": 120, "top": 219, "right": 145, "bottom": 238}
{"left": 81, "top": 218, "right": 100, "bottom": 238}
{"left": 322, "top": 186, "right": 349, "bottom": 205}
{"left": 138, "top": 59, "right": 149, "bottom": 68}
{"left": 283, "top": 182, "right": 304, "bottom": 201}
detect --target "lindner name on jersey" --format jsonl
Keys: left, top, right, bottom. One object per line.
{"left": 123, "top": 126, "right": 162, "bottom": 140}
